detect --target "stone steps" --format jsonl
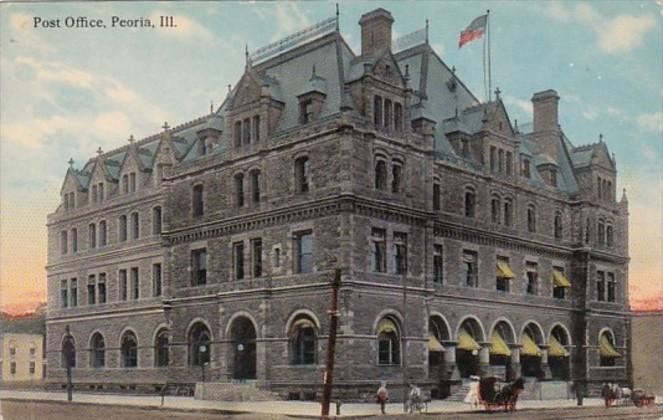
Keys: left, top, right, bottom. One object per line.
{"left": 446, "top": 384, "right": 470, "bottom": 401}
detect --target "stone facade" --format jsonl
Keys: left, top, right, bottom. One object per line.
{"left": 631, "top": 312, "right": 663, "bottom": 395}
{"left": 0, "top": 333, "right": 43, "bottom": 384}
{"left": 46, "top": 8, "right": 630, "bottom": 400}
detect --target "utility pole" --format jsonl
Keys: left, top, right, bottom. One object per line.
{"left": 320, "top": 268, "right": 341, "bottom": 419}
{"left": 402, "top": 274, "right": 408, "bottom": 413}
{"left": 64, "top": 325, "right": 73, "bottom": 402}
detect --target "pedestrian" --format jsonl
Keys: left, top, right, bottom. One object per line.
{"left": 408, "top": 383, "right": 422, "bottom": 413}
{"left": 376, "top": 381, "right": 389, "bottom": 415}
{"left": 573, "top": 379, "right": 584, "bottom": 406}
{"left": 463, "top": 375, "right": 480, "bottom": 408}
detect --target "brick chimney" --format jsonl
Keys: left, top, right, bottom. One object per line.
{"left": 532, "top": 89, "right": 559, "bottom": 133}
{"left": 359, "top": 8, "right": 394, "bottom": 56}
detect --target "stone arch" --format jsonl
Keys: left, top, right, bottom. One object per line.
{"left": 186, "top": 317, "right": 214, "bottom": 342}
{"left": 520, "top": 320, "right": 545, "bottom": 344}
{"left": 489, "top": 317, "right": 517, "bottom": 344}
{"left": 224, "top": 311, "right": 259, "bottom": 339}
{"left": 151, "top": 323, "right": 170, "bottom": 344}
{"left": 428, "top": 312, "right": 451, "bottom": 341}
{"left": 549, "top": 323, "right": 572, "bottom": 346}
{"left": 118, "top": 326, "right": 139, "bottom": 349}
{"left": 284, "top": 309, "right": 321, "bottom": 336}
{"left": 371, "top": 309, "right": 404, "bottom": 334}
{"left": 598, "top": 327, "right": 618, "bottom": 346}
{"left": 456, "top": 315, "right": 486, "bottom": 342}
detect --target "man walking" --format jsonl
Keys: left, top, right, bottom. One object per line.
{"left": 376, "top": 381, "right": 389, "bottom": 415}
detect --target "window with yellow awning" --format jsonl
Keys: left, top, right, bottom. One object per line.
{"left": 520, "top": 334, "right": 542, "bottom": 357}
{"left": 377, "top": 318, "right": 398, "bottom": 335}
{"left": 548, "top": 335, "right": 569, "bottom": 357}
{"left": 427, "top": 335, "right": 445, "bottom": 352}
{"left": 553, "top": 269, "right": 571, "bottom": 288}
{"left": 490, "top": 330, "right": 512, "bottom": 356}
{"left": 496, "top": 261, "right": 515, "bottom": 279}
{"left": 599, "top": 335, "right": 621, "bottom": 358}
{"left": 457, "top": 328, "right": 481, "bottom": 351}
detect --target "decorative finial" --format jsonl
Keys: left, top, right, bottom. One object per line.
{"left": 67, "top": 158, "right": 74, "bottom": 168}
{"left": 210, "top": 100, "right": 214, "bottom": 114}
{"left": 227, "top": 84, "right": 232, "bottom": 93}
{"left": 245, "top": 44, "right": 251, "bottom": 68}
{"left": 425, "top": 19, "right": 430, "bottom": 44}
{"left": 514, "top": 119, "right": 519, "bottom": 132}
{"left": 452, "top": 65, "right": 456, "bottom": 75}
{"left": 128, "top": 134, "right": 135, "bottom": 144}
{"left": 162, "top": 121, "right": 170, "bottom": 131}
{"left": 312, "top": 64, "right": 316, "bottom": 78}
{"left": 96, "top": 147, "right": 103, "bottom": 156}
{"left": 599, "top": 133, "right": 603, "bottom": 142}
{"left": 335, "top": 3, "right": 340, "bottom": 31}
{"left": 404, "top": 64, "right": 410, "bottom": 79}
{"left": 494, "top": 87, "right": 501, "bottom": 100}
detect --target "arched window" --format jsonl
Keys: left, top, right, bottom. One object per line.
{"left": 597, "top": 220, "right": 605, "bottom": 245}
{"left": 295, "top": 157, "right": 310, "bottom": 193}
{"left": 192, "top": 184, "right": 204, "bottom": 216}
{"left": 131, "top": 212, "right": 140, "bottom": 239}
{"left": 490, "top": 195, "right": 501, "bottom": 224}
{"left": 375, "top": 160, "right": 387, "bottom": 191}
{"left": 554, "top": 212, "right": 563, "bottom": 239}
{"left": 464, "top": 188, "right": 476, "bottom": 218}
{"left": 62, "top": 337, "right": 76, "bottom": 368}
{"left": 243, "top": 118, "right": 251, "bottom": 145}
{"left": 250, "top": 170, "right": 261, "bottom": 204}
{"left": 606, "top": 225, "right": 614, "bottom": 247}
{"left": 599, "top": 330, "right": 620, "bottom": 367}
{"left": 289, "top": 316, "right": 317, "bottom": 365}
{"left": 503, "top": 198, "right": 513, "bottom": 227}
{"left": 189, "top": 322, "right": 211, "bottom": 367}
{"left": 152, "top": 206, "right": 162, "bottom": 235}
{"left": 234, "top": 173, "right": 245, "bottom": 207}
{"left": 121, "top": 331, "right": 138, "bottom": 368}
{"left": 527, "top": 205, "right": 536, "bottom": 233}
{"left": 99, "top": 221, "right": 107, "bottom": 246}
{"left": 252, "top": 115, "right": 260, "bottom": 142}
{"left": 119, "top": 215, "right": 128, "bottom": 242}
{"left": 391, "top": 162, "right": 402, "bottom": 194}
{"left": 88, "top": 223, "right": 96, "bottom": 249}
{"left": 377, "top": 317, "right": 401, "bottom": 365}
{"left": 90, "top": 333, "right": 105, "bottom": 368}
{"left": 155, "top": 329, "right": 169, "bottom": 367}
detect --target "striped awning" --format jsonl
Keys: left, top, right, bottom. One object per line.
{"left": 599, "top": 335, "right": 621, "bottom": 358}
{"left": 553, "top": 270, "right": 571, "bottom": 288}
{"left": 548, "top": 335, "right": 569, "bottom": 357}
{"left": 496, "top": 261, "right": 516, "bottom": 279}
{"left": 457, "top": 329, "right": 481, "bottom": 351}
{"left": 490, "top": 330, "right": 512, "bottom": 356}
{"left": 521, "top": 334, "right": 542, "bottom": 357}
{"left": 428, "top": 335, "right": 445, "bottom": 352}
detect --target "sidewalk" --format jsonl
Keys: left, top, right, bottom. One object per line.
{"left": 0, "top": 389, "right": 656, "bottom": 417}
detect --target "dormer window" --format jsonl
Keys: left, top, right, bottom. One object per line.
{"left": 243, "top": 118, "right": 251, "bottom": 145}
{"left": 522, "top": 159, "right": 531, "bottom": 178}
{"left": 384, "top": 99, "right": 392, "bottom": 130}
{"left": 122, "top": 174, "right": 129, "bottom": 194}
{"left": 461, "top": 139, "right": 470, "bottom": 158}
{"left": 253, "top": 115, "right": 260, "bottom": 142}
{"left": 234, "top": 121, "right": 242, "bottom": 148}
{"left": 550, "top": 169, "right": 557, "bottom": 187}
{"left": 300, "top": 99, "right": 313, "bottom": 124}
{"left": 373, "top": 96, "right": 382, "bottom": 126}
{"left": 198, "top": 139, "right": 207, "bottom": 156}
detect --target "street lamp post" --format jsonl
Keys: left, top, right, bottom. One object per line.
{"left": 200, "top": 345, "right": 208, "bottom": 383}
{"left": 64, "top": 325, "right": 74, "bottom": 402}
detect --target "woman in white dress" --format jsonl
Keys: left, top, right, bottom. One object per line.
{"left": 463, "top": 375, "right": 480, "bottom": 408}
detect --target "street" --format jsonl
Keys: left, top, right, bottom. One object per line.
{"left": 0, "top": 400, "right": 661, "bottom": 420}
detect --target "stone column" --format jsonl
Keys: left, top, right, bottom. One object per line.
{"left": 443, "top": 342, "right": 460, "bottom": 381}
{"left": 479, "top": 343, "right": 491, "bottom": 377}
{"left": 510, "top": 345, "right": 522, "bottom": 380}
{"left": 540, "top": 345, "right": 552, "bottom": 380}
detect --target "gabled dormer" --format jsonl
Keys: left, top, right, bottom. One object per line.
{"left": 117, "top": 138, "right": 143, "bottom": 195}
{"left": 297, "top": 66, "right": 327, "bottom": 124}
{"left": 225, "top": 65, "right": 284, "bottom": 150}
{"left": 571, "top": 135, "right": 617, "bottom": 203}
{"left": 88, "top": 151, "right": 115, "bottom": 205}
{"left": 60, "top": 160, "right": 87, "bottom": 211}
{"left": 152, "top": 134, "right": 177, "bottom": 186}
{"left": 195, "top": 114, "right": 224, "bottom": 157}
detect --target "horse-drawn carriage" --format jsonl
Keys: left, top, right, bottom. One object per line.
{"left": 477, "top": 377, "right": 525, "bottom": 412}
{"left": 602, "top": 383, "right": 656, "bottom": 408}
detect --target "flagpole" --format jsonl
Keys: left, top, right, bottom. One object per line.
{"left": 487, "top": 9, "right": 492, "bottom": 102}
{"left": 482, "top": 15, "right": 487, "bottom": 102}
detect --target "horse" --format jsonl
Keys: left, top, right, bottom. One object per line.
{"left": 496, "top": 378, "right": 525, "bottom": 411}
{"left": 478, "top": 377, "right": 525, "bottom": 412}
{"left": 602, "top": 382, "right": 630, "bottom": 407}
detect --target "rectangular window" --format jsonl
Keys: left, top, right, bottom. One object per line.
{"left": 496, "top": 257, "right": 510, "bottom": 292}
{"left": 191, "top": 249, "right": 207, "bottom": 286}
{"left": 92, "top": 185, "right": 97, "bottom": 202}
{"left": 394, "top": 102, "right": 403, "bottom": 131}
{"left": 252, "top": 239, "right": 262, "bottom": 278}
{"left": 234, "top": 242, "right": 245, "bottom": 280}
{"left": 553, "top": 266, "right": 566, "bottom": 299}
{"left": 153, "top": 263, "right": 162, "bottom": 297}
{"left": 10, "top": 362, "right": 16, "bottom": 375}
{"left": 119, "top": 216, "right": 128, "bottom": 242}
{"left": 99, "top": 183, "right": 104, "bottom": 201}
{"left": 153, "top": 207, "right": 162, "bottom": 235}
{"left": 300, "top": 99, "right": 313, "bottom": 124}
{"left": 384, "top": 98, "right": 392, "bottom": 129}
{"left": 462, "top": 251, "right": 478, "bottom": 287}
{"left": 526, "top": 262, "right": 538, "bottom": 295}
{"left": 253, "top": 115, "right": 260, "bottom": 142}
{"left": 433, "top": 183, "right": 441, "bottom": 211}
{"left": 607, "top": 272, "right": 616, "bottom": 302}
{"left": 498, "top": 149, "right": 505, "bottom": 173}
{"left": 131, "top": 267, "right": 139, "bottom": 299}
{"left": 243, "top": 118, "right": 251, "bottom": 145}
{"left": 273, "top": 247, "right": 281, "bottom": 268}
{"left": 29, "top": 361, "right": 36, "bottom": 374}
{"left": 131, "top": 212, "right": 140, "bottom": 239}
{"left": 122, "top": 174, "right": 129, "bottom": 194}
{"left": 119, "top": 269, "right": 128, "bottom": 301}
{"left": 391, "top": 164, "right": 402, "bottom": 194}
{"left": 373, "top": 96, "right": 382, "bottom": 126}
{"left": 393, "top": 232, "right": 407, "bottom": 275}
{"left": 490, "top": 146, "right": 496, "bottom": 173}
{"left": 129, "top": 172, "right": 136, "bottom": 192}
{"left": 192, "top": 185, "right": 204, "bottom": 216}
{"left": 61, "top": 231, "right": 68, "bottom": 255}
{"left": 506, "top": 152, "right": 513, "bottom": 176}
{"left": 71, "top": 229, "right": 78, "bottom": 253}
{"left": 87, "top": 275, "right": 96, "bottom": 305}
{"left": 98, "top": 273, "right": 106, "bottom": 304}
{"left": 60, "top": 280, "right": 68, "bottom": 308}
{"left": 251, "top": 172, "right": 260, "bottom": 204}
{"left": 70, "top": 278, "right": 77, "bottom": 307}
{"left": 294, "top": 231, "right": 313, "bottom": 274}
{"left": 596, "top": 271, "right": 606, "bottom": 301}
{"left": 433, "top": 245, "right": 443, "bottom": 283}
{"left": 371, "top": 228, "right": 386, "bottom": 273}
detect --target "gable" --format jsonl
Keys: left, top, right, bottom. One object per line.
{"left": 487, "top": 101, "right": 514, "bottom": 136}
{"left": 373, "top": 51, "right": 404, "bottom": 87}
{"left": 229, "top": 71, "right": 262, "bottom": 110}
{"left": 59, "top": 169, "right": 81, "bottom": 195}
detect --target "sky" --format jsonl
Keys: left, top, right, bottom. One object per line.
{"left": 1, "top": 1, "right": 661, "bottom": 314}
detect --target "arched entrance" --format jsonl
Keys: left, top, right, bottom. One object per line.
{"left": 230, "top": 317, "right": 257, "bottom": 380}
{"left": 548, "top": 326, "right": 570, "bottom": 380}
{"left": 456, "top": 318, "right": 483, "bottom": 378}
{"left": 490, "top": 321, "right": 515, "bottom": 380}
{"left": 428, "top": 316, "right": 450, "bottom": 398}
{"left": 521, "top": 323, "right": 544, "bottom": 378}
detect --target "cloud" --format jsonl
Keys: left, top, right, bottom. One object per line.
{"left": 16, "top": 56, "right": 94, "bottom": 88}
{"left": 535, "top": 2, "right": 655, "bottom": 54}
{"left": 503, "top": 95, "right": 532, "bottom": 116}
{"left": 636, "top": 112, "right": 663, "bottom": 133}
{"left": 270, "top": 3, "right": 312, "bottom": 41}
{"left": 148, "top": 12, "right": 215, "bottom": 42}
